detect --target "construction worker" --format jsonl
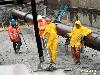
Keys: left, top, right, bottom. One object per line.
{"left": 42, "top": 17, "right": 58, "bottom": 71}
{"left": 8, "top": 19, "right": 22, "bottom": 54}
{"left": 37, "top": 15, "right": 46, "bottom": 49}
{"left": 68, "top": 20, "right": 92, "bottom": 64}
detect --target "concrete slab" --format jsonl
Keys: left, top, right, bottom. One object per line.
{"left": 0, "top": 64, "right": 32, "bottom": 75}
{"left": 0, "top": 64, "right": 66, "bottom": 75}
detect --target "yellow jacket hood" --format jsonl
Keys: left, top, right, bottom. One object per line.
{"left": 75, "top": 20, "right": 82, "bottom": 26}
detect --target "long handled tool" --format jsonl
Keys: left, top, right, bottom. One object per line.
{"left": 20, "top": 32, "right": 29, "bottom": 52}
{"left": 18, "top": 23, "right": 30, "bottom": 53}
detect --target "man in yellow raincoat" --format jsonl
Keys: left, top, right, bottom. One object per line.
{"left": 68, "top": 20, "right": 92, "bottom": 64}
{"left": 42, "top": 17, "right": 58, "bottom": 70}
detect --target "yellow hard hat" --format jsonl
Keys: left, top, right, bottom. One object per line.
{"left": 75, "top": 20, "right": 81, "bottom": 25}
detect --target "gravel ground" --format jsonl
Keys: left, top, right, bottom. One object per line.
{"left": 0, "top": 25, "right": 100, "bottom": 75}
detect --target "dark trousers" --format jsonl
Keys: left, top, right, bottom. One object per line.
{"left": 13, "top": 40, "right": 22, "bottom": 53}
{"left": 41, "top": 38, "right": 47, "bottom": 50}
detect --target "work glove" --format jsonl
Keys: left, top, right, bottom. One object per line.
{"left": 81, "top": 35, "right": 86, "bottom": 41}
{"left": 65, "top": 33, "right": 70, "bottom": 38}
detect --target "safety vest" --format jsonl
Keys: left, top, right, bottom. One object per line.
{"left": 38, "top": 19, "right": 46, "bottom": 38}
{"left": 8, "top": 25, "right": 21, "bottom": 42}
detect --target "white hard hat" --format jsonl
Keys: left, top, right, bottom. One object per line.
{"left": 37, "top": 15, "right": 42, "bottom": 20}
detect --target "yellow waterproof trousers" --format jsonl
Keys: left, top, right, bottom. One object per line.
{"left": 46, "top": 35, "right": 58, "bottom": 64}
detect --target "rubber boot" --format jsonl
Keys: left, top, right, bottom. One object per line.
{"left": 38, "top": 63, "right": 43, "bottom": 70}
{"left": 38, "top": 56, "right": 44, "bottom": 70}
{"left": 46, "top": 63, "right": 57, "bottom": 71}
{"left": 40, "top": 56, "right": 44, "bottom": 63}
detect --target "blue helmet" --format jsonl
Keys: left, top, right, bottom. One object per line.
{"left": 10, "top": 19, "right": 16, "bottom": 26}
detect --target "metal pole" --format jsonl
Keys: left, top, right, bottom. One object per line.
{"left": 31, "top": 0, "right": 44, "bottom": 63}
{"left": 21, "top": 32, "right": 29, "bottom": 52}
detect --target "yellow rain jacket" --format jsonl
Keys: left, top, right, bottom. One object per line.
{"left": 42, "top": 22, "right": 58, "bottom": 64}
{"left": 69, "top": 20, "right": 92, "bottom": 47}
